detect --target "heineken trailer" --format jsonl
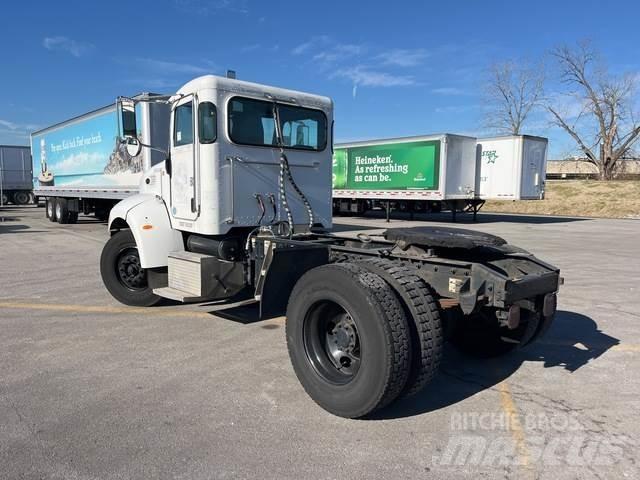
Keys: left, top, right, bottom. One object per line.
{"left": 332, "top": 134, "right": 482, "bottom": 219}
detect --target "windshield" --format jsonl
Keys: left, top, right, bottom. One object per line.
{"left": 228, "top": 97, "right": 327, "bottom": 151}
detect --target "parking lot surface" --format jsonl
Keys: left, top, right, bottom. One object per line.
{"left": 1, "top": 205, "right": 639, "bottom": 479}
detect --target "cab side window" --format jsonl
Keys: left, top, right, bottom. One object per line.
{"left": 198, "top": 102, "right": 217, "bottom": 144}
{"left": 174, "top": 102, "right": 193, "bottom": 146}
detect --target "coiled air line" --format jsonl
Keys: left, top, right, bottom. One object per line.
{"left": 272, "top": 103, "right": 315, "bottom": 236}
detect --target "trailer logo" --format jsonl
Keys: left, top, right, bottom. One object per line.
{"left": 482, "top": 150, "right": 498, "bottom": 164}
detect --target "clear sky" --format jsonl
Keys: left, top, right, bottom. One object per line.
{"left": 1, "top": 0, "right": 639, "bottom": 158}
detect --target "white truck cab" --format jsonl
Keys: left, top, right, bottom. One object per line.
{"left": 104, "top": 75, "right": 333, "bottom": 303}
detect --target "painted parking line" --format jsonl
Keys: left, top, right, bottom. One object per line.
{"left": 498, "top": 381, "right": 533, "bottom": 473}
{"left": 0, "top": 300, "right": 286, "bottom": 324}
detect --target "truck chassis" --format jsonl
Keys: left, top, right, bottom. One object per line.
{"left": 102, "top": 223, "right": 560, "bottom": 418}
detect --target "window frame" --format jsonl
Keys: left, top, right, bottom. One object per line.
{"left": 227, "top": 96, "right": 328, "bottom": 152}
{"left": 173, "top": 100, "right": 194, "bottom": 147}
{"left": 198, "top": 101, "right": 217, "bottom": 144}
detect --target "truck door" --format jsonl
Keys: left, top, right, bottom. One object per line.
{"left": 170, "top": 96, "right": 199, "bottom": 220}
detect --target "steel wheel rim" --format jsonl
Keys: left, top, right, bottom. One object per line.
{"left": 115, "top": 246, "right": 147, "bottom": 291}
{"left": 303, "top": 300, "right": 361, "bottom": 385}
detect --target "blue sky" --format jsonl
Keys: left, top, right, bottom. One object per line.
{"left": 1, "top": 0, "right": 639, "bottom": 158}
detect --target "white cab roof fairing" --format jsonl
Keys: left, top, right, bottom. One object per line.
{"left": 175, "top": 75, "right": 333, "bottom": 113}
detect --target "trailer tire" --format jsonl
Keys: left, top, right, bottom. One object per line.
{"left": 55, "top": 198, "right": 69, "bottom": 224}
{"left": 286, "top": 263, "right": 411, "bottom": 418}
{"left": 1, "top": 193, "right": 8, "bottom": 205}
{"left": 100, "top": 229, "right": 162, "bottom": 307}
{"left": 46, "top": 198, "right": 57, "bottom": 221}
{"left": 13, "top": 191, "right": 30, "bottom": 205}
{"left": 354, "top": 258, "right": 443, "bottom": 397}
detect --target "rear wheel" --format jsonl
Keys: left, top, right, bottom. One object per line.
{"left": 286, "top": 263, "right": 411, "bottom": 418}
{"left": 13, "top": 191, "right": 30, "bottom": 205}
{"left": 46, "top": 198, "right": 57, "bottom": 221}
{"left": 1, "top": 193, "right": 8, "bottom": 205}
{"left": 55, "top": 198, "right": 69, "bottom": 224}
{"left": 100, "top": 229, "right": 162, "bottom": 307}
{"left": 355, "top": 258, "right": 443, "bottom": 397}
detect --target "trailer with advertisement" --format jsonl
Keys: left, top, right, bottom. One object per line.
{"left": 476, "top": 135, "right": 548, "bottom": 200}
{"left": 30, "top": 97, "right": 169, "bottom": 223}
{"left": 0, "top": 145, "right": 33, "bottom": 206}
{"left": 332, "top": 134, "right": 480, "bottom": 219}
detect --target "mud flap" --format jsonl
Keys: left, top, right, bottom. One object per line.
{"left": 258, "top": 243, "right": 329, "bottom": 319}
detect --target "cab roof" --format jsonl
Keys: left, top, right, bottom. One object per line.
{"left": 176, "top": 75, "right": 333, "bottom": 112}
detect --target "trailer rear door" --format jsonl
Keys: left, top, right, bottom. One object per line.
{"left": 520, "top": 137, "right": 547, "bottom": 199}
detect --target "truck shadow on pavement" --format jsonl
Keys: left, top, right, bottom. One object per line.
{"left": 369, "top": 310, "right": 619, "bottom": 420}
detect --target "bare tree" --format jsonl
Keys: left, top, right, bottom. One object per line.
{"left": 547, "top": 42, "right": 640, "bottom": 180}
{"left": 484, "top": 61, "right": 545, "bottom": 135}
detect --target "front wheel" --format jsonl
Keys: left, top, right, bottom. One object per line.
{"left": 100, "top": 230, "right": 162, "bottom": 307}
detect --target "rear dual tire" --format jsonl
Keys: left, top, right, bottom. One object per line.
{"left": 286, "top": 263, "right": 412, "bottom": 418}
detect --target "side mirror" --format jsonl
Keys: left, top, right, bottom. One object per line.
{"left": 124, "top": 137, "right": 142, "bottom": 157}
{"left": 118, "top": 97, "right": 138, "bottom": 139}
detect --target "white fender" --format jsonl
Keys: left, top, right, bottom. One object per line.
{"left": 108, "top": 194, "right": 184, "bottom": 268}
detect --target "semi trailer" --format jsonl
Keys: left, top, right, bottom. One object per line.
{"left": 0, "top": 145, "right": 33, "bottom": 206}
{"left": 30, "top": 97, "right": 169, "bottom": 223}
{"left": 99, "top": 74, "right": 561, "bottom": 418}
{"left": 332, "top": 134, "right": 549, "bottom": 219}
{"left": 332, "top": 134, "right": 482, "bottom": 219}
{"left": 477, "top": 135, "right": 548, "bottom": 200}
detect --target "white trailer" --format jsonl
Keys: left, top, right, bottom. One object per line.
{"left": 476, "top": 135, "right": 548, "bottom": 200}
{"left": 30, "top": 97, "right": 170, "bottom": 223}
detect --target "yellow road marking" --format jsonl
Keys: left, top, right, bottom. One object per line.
{"left": 0, "top": 301, "right": 215, "bottom": 319}
{"left": 498, "top": 381, "right": 532, "bottom": 472}
{"left": 0, "top": 300, "right": 287, "bottom": 324}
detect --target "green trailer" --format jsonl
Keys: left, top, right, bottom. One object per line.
{"left": 332, "top": 134, "right": 481, "bottom": 218}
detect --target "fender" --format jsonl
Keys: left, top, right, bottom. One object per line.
{"left": 108, "top": 194, "right": 184, "bottom": 269}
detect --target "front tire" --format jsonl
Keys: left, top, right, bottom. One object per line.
{"left": 100, "top": 230, "right": 162, "bottom": 307}
{"left": 286, "top": 263, "right": 411, "bottom": 418}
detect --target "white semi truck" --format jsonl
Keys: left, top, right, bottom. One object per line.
{"left": 100, "top": 75, "right": 561, "bottom": 418}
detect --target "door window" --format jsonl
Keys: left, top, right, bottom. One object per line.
{"left": 174, "top": 102, "right": 194, "bottom": 146}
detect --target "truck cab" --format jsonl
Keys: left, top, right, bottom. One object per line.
{"left": 134, "top": 75, "right": 333, "bottom": 235}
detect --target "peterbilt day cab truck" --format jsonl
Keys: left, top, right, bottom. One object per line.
{"left": 100, "top": 75, "right": 561, "bottom": 418}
